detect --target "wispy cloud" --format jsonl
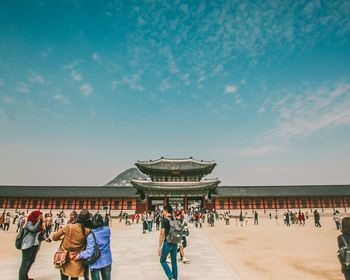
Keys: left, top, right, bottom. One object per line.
{"left": 92, "top": 52, "right": 100, "bottom": 61}
{"left": 224, "top": 84, "right": 238, "bottom": 94}
{"left": 16, "top": 82, "right": 30, "bottom": 93}
{"left": 53, "top": 94, "right": 71, "bottom": 105}
{"left": 240, "top": 81, "right": 350, "bottom": 156}
{"left": 70, "top": 69, "right": 83, "bottom": 82}
{"left": 80, "top": 84, "right": 93, "bottom": 97}
{"left": 3, "top": 96, "right": 16, "bottom": 104}
{"left": 28, "top": 73, "right": 46, "bottom": 84}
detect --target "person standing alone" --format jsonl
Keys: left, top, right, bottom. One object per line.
{"left": 158, "top": 205, "right": 179, "bottom": 280}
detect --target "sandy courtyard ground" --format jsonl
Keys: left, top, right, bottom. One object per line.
{"left": 0, "top": 211, "right": 346, "bottom": 280}
{"left": 202, "top": 211, "right": 344, "bottom": 280}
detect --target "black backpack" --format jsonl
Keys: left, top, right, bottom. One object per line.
{"left": 165, "top": 217, "right": 183, "bottom": 245}
{"left": 82, "top": 231, "right": 101, "bottom": 266}
{"left": 338, "top": 236, "right": 350, "bottom": 268}
{"left": 15, "top": 228, "right": 29, "bottom": 250}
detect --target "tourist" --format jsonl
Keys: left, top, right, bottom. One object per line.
{"left": 285, "top": 212, "right": 290, "bottom": 227}
{"left": 104, "top": 213, "right": 110, "bottom": 227}
{"left": 135, "top": 213, "right": 140, "bottom": 224}
{"left": 275, "top": 211, "right": 279, "bottom": 226}
{"left": 269, "top": 212, "right": 272, "bottom": 219}
{"left": 0, "top": 212, "right": 4, "bottom": 230}
{"left": 44, "top": 213, "right": 53, "bottom": 236}
{"left": 334, "top": 210, "right": 342, "bottom": 230}
{"left": 54, "top": 213, "right": 61, "bottom": 232}
{"left": 254, "top": 211, "right": 258, "bottom": 225}
{"left": 155, "top": 212, "right": 161, "bottom": 230}
{"left": 147, "top": 211, "right": 153, "bottom": 231}
{"left": 314, "top": 210, "right": 321, "bottom": 227}
{"left": 239, "top": 211, "right": 244, "bottom": 227}
{"left": 176, "top": 211, "right": 190, "bottom": 264}
{"left": 158, "top": 205, "right": 178, "bottom": 280}
{"left": 13, "top": 210, "right": 19, "bottom": 224}
{"left": 52, "top": 209, "right": 92, "bottom": 280}
{"left": 337, "top": 217, "right": 350, "bottom": 280}
{"left": 76, "top": 213, "right": 112, "bottom": 280}
{"left": 298, "top": 211, "right": 305, "bottom": 226}
{"left": 17, "top": 212, "right": 26, "bottom": 233}
{"left": 142, "top": 212, "right": 148, "bottom": 234}
{"left": 18, "top": 210, "right": 44, "bottom": 280}
{"left": 67, "top": 210, "right": 78, "bottom": 224}
{"left": 3, "top": 212, "right": 11, "bottom": 231}
{"left": 225, "top": 212, "right": 230, "bottom": 225}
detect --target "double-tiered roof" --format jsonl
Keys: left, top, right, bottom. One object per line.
{"left": 135, "top": 157, "right": 216, "bottom": 178}
{"left": 131, "top": 157, "right": 220, "bottom": 196}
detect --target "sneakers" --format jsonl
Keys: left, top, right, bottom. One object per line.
{"left": 182, "top": 257, "right": 190, "bottom": 263}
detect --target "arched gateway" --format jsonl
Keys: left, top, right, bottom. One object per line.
{"left": 131, "top": 157, "right": 220, "bottom": 212}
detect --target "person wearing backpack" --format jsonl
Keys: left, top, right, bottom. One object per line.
{"left": 158, "top": 205, "right": 181, "bottom": 280}
{"left": 18, "top": 210, "right": 43, "bottom": 280}
{"left": 338, "top": 217, "right": 350, "bottom": 279}
{"left": 75, "top": 213, "right": 112, "bottom": 280}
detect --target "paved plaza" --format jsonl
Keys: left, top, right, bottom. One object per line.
{"left": 1, "top": 222, "right": 240, "bottom": 280}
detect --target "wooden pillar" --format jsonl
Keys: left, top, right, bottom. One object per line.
{"left": 228, "top": 197, "right": 231, "bottom": 213}
{"left": 343, "top": 197, "right": 347, "bottom": 213}
{"left": 145, "top": 196, "right": 148, "bottom": 212}
{"left": 263, "top": 197, "right": 266, "bottom": 214}
{"left": 184, "top": 196, "right": 188, "bottom": 210}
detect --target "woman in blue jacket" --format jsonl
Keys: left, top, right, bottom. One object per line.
{"left": 76, "top": 213, "right": 112, "bottom": 280}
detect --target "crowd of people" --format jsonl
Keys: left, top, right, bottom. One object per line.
{"left": 0, "top": 207, "right": 347, "bottom": 280}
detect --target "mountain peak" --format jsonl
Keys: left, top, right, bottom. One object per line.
{"left": 105, "top": 168, "right": 148, "bottom": 187}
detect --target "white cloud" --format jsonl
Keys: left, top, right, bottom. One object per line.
{"left": 70, "top": 69, "right": 82, "bottom": 82}
{"left": 80, "top": 84, "right": 93, "bottom": 97}
{"left": 3, "top": 96, "right": 15, "bottom": 104}
{"left": 240, "top": 145, "right": 275, "bottom": 156}
{"left": 92, "top": 52, "right": 100, "bottom": 61}
{"left": 264, "top": 82, "right": 350, "bottom": 141}
{"left": 53, "top": 94, "right": 71, "bottom": 105}
{"left": 16, "top": 82, "right": 30, "bottom": 93}
{"left": 225, "top": 84, "right": 238, "bottom": 94}
{"left": 28, "top": 73, "right": 45, "bottom": 84}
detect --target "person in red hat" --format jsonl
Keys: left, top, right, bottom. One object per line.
{"left": 18, "top": 210, "right": 44, "bottom": 280}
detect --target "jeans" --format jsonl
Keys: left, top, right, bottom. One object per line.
{"left": 19, "top": 245, "right": 39, "bottom": 280}
{"left": 3, "top": 223, "right": 9, "bottom": 231}
{"left": 60, "top": 272, "right": 78, "bottom": 280}
{"left": 343, "top": 269, "right": 350, "bottom": 280}
{"left": 160, "top": 240, "right": 178, "bottom": 280}
{"left": 90, "top": 264, "right": 112, "bottom": 280}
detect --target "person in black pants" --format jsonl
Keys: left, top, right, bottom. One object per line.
{"left": 19, "top": 210, "right": 43, "bottom": 280}
{"left": 338, "top": 217, "right": 350, "bottom": 280}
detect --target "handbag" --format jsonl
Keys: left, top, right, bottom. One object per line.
{"left": 53, "top": 227, "right": 70, "bottom": 269}
{"left": 82, "top": 231, "right": 101, "bottom": 266}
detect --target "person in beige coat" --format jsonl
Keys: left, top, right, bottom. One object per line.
{"left": 52, "top": 210, "right": 91, "bottom": 280}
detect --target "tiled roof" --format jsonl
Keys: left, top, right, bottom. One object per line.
{"left": 215, "top": 185, "right": 350, "bottom": 197}
{"left": 0, "top": 186, "right": 138, "bottom": 198}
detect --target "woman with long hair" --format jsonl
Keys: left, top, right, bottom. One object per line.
{"left": 52, "top": 210, "right": 91, "bottom": 280}
{"left": 18, "top": 210, "right": 44, "bottom": 280}
{"left": 76, "top": 213, "right": 113, "bottom": 280}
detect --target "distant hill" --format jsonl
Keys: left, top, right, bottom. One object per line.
{"left": 105, "top": 168, "right": 148, "bottom": 187}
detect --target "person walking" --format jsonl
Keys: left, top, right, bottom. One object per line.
{"left": 176, "top": 211, "right": 190, "bottom": 264}
{"left": 76, "top": 213, "right": 112, "bottom": 280}
{"left": 52, "top": 210, "right": 91, "bottom": 280}
{"left": 18, "top": 210, "right": 44, "bottom": 280}
{"left": 338, "top": 217, "right": 350, "bottom": 279}
{"left": 239, "top": 211, "right": 244, "bottom": 227}
{"left": 3, "top": 212, "right": 11, "bottom": 231}
{"left": 314, "top": 210, "right": 321, "bottom": 227}
{"left": 254, "top": 211, "right": 258, "bottom": 225}
{"left": 0, "top": 212, "right": 5, "bottom": 230}
{"left": 158, "top": 205, "right": 178, "bottom": 280}
{"left": 17, "top": 212, "right": 26, "bottom": 233}
{"left": 334, "top": 210, "right": 342, "bottom": 230}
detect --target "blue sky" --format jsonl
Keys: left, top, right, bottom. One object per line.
{"left": 0, "top": 0, "right": 350, "bottom": 185}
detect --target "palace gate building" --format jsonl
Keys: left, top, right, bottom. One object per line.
{"left": 1, "top": 157, "right": 350, "bottom": 214}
